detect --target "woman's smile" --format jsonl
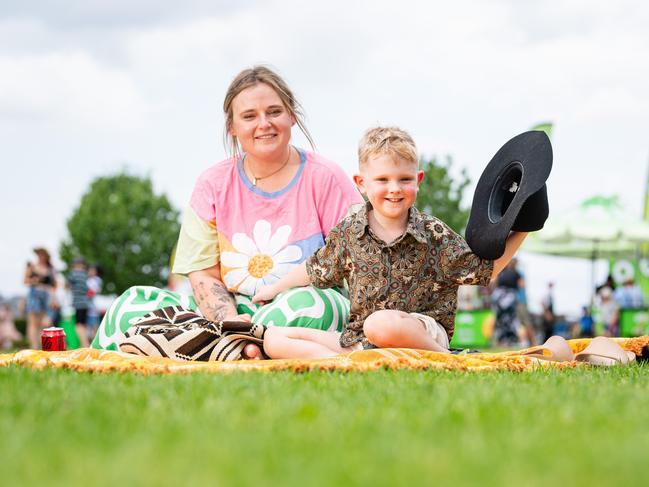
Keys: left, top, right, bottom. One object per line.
{"left": 255, "top": 133, "right": 277, "bottom": 141}
{"left": 229, "top": 83, "right": 295, "bottom": 159}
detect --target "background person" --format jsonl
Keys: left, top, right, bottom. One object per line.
{"left": 67, "top": 258, "right": 90, "bottom": 348}
{"left": 491, "top": 260, "right": 521, "bottom": 346}
{"left": 614, "top": 278, "right": 644, "bottom": 309}
{"left": 86, "top": 265, "right": 103, "bottom": 341}
{"left": 0, "top": 302, "right": 22, "bottom": 350}
{"left": 541, "top": 281, "right": 555, "bottom": 342}
{"left": 92, "top": 66, "right": 363, "bottom": 354}
{"left": 50, "top": 269, "right": 68, "bottom": 327}
{"left": 598, "top": 286, "right": 619, "bottom": 337}
{"left": 513, "top": 260, "right": 536, "bottom": 346}
{"left": 578, "top": 305, "right": 595, "bottom": 338}
{"left": 596, "top": 274, "right": 616, "bottom": 295}
{"left": 24, "top": 247, "right": 57, "bottom": 349}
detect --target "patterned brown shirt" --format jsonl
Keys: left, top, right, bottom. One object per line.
{"left": 306, "top": 202, "right": 494, "bottom": 348}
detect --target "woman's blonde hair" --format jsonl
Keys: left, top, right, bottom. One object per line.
{"left": 223, "top": 66, "right": 315, "bottom": 156}
{"left": 358, "top": 126, "right": 418, "bottom": 166}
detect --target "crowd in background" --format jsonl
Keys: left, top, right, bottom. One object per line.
{"left": 0, "top": 247, "right": 103, "bottom": 350}
{"left": 488, "top": 258, "right": 646, "bottom": 347}
{"left": 2, "top": 248, "right": 647, "bottom": 351}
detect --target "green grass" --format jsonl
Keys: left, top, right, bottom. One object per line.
{"left": 2, "top": 365, "right": 649, "bottom": 487}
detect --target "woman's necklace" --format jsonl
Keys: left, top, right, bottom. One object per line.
{"left": 247, "top": 147, "right": 292, "bottom": 186}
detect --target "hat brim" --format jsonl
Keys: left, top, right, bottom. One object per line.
{"left": 465, "top": 131, "right": 553, "bottom": 260}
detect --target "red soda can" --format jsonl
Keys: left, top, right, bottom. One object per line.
{"left": 42, "top": 327, "right": 66, "bottom": 351}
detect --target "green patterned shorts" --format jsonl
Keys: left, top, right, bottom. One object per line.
{"left": 91, "top": 285, "right": 350, "bottom": 351}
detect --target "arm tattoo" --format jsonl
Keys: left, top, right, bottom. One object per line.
{"left": 194, "top": 279, "right": 236, "bottom": 322}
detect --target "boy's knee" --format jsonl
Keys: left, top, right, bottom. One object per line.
{"left": 363, "top": 310, "right": 407, "bottom": 347}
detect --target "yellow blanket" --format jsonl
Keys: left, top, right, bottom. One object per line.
{"left": 1, "top": 337, "right": 647, "bottom": 374}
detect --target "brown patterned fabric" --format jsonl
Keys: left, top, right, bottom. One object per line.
{"left": 118, "top": 306, "right": 266, "bottom": 362}
{"left": 306, "top": 202, "right": 494, "bottom": 348}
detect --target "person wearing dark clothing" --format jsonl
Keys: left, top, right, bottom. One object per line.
{"left": 492, "top": 259, "right": 522, "bottom": 345}
{"left": 579, "top": 306, "right": 595, "bottom": 338}
{"left": 68, "top": 258, "right": 90, "bottom": 348}
{"left": 595, "top": 274, "right": 616, "bottom": 295}
{"left": 541, "top": 281, "right": 555, "bottom": 342}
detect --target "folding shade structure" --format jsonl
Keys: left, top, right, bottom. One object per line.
{"left": 523, "top": 195, "right": 649, "bottom": 303}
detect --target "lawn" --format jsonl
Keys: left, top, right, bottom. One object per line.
{"left": 2, "top": 365, "right": 649, "bottom": 487}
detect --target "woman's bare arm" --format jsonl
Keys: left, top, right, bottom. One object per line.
{"left": 188, "top": 265, "right": 240, "bottom": 321}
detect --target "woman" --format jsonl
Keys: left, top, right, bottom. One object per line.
{"left": 92, "top": 66, "right": 363, "bottom": 356}
{"left": 24, "top": 247, "right": 57, "bottom": 349}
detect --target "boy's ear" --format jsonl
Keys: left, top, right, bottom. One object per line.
{"left": 353, "top": 173, "right": 366, "bottom": 192}
{"left": 417, "top": 170, "right": 424, "bottom": 185}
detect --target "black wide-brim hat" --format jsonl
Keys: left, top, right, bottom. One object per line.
{"left": 465, "top": 131, "right": 553, "bottom": 260}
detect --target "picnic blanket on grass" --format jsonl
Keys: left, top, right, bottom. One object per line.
{"left": 2, "top": 336, "right": 648, "bottom": 374}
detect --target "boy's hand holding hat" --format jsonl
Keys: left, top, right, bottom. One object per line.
{"left": 466, "top": 130, "right": 553, "bottom": 260}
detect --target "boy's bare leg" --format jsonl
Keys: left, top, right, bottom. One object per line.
{"left": 263, "top": 327, "right": 348, "bottom": 359}
{"left": 363, "top": 310, "right": 449, "bottom": 353}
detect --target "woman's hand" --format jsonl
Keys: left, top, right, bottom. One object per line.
{"left": 252, "top": 263, "right": 309, "bottom": 305}
{"left": 252, "top": 284, "right": 279, "bottom": 305}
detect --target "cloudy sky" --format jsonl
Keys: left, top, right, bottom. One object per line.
{"left": 2, "top": 0, "right": 648, "bottom": 314}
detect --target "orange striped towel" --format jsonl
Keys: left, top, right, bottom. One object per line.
{"left": 1, "top": 336, "right": 647, "bottom": 374}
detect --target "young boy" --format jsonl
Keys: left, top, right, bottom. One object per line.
{"left": 251, "top": 126, "right": 527, "bottom": 359}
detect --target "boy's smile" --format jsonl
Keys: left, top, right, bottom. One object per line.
{"left": 354, "top": 154, "right": 424, "bottom": 226}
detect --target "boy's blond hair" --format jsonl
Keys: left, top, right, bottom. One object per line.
{"left": 358, "top": 126, "right": 418, "bottom": 167}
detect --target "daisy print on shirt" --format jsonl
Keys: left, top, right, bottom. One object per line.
{"left": 220, "top": 220, "right": 303, "bottom": 295}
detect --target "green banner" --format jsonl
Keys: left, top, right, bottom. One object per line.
{"left": 609, "top": 258, "right": 649, "bottom": 302}
{"left": 59, "top": 315, "right": 80, "bottom": 349}
{"left": 531, "top": 122, "right": 553, "bottom": 139}
{"left": 451, "top": 310, "right": 494, "bottom": 348}
{"left": 619, "top": 309, "right": 649, "bottom": 337}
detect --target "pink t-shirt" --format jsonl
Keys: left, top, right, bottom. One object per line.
{"left": 173, "top": 148, "right": 363, "bottom": 297}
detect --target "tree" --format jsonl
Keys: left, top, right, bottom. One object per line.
{"left": 60, "top": 172, "right": 180, "bottom": 294}
{"left": 416, "top": 155, "right": 471, "bottom": 235}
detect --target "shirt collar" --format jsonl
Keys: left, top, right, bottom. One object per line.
{"left": 353, "top": 201, "right": 428, "bottom": 244}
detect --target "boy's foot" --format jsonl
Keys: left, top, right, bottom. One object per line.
{"left": 242, "top": 343, "right": 263, "bottom": 360}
